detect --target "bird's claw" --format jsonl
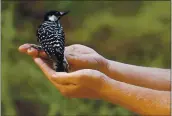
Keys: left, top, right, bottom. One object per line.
{"left": 30, "top": 44, "right": 43, "bottom": 57}
{"left": 63, "top": 57, "right": 70, "bottom": 72}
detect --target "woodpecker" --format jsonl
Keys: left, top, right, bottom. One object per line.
{"left": 31, "top": 10, "right": 69, "bottom": 72}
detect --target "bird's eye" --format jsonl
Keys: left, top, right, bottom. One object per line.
{"left": 56, "top": 12, "right": 60, "bottom": 15}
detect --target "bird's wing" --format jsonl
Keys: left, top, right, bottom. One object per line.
{"left": 37, "top": 24, "right": 65, "bottom": 61}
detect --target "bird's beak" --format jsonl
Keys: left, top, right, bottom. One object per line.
{"left": 59, "top": 11, "right": 69, "bottom": 16}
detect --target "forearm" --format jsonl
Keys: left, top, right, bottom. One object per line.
{"left": 102, "top": 60, "right": 170, "bottom": 91}
{"left": 100, "top": 78, "right": 170, "bottom": 116}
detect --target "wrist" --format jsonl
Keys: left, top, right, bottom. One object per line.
{"left": 100, "top": 59, "right": 124, "bottom": 81}
{"left": 97, "top": 75, "right": 115, "bottom": 100}
{"left": 99, "top": 58, "right": 113, "bottom": 79}
{"left": 98, "top": 57, "right": 110, "bottom": 74}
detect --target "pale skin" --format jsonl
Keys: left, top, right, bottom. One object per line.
{"left": 18, "top": 44, "right": 170, "bottom": 116}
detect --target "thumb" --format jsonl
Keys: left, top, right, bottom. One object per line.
{"left": 65, "top": 52, "right": 83, "bottom": 66}
{"left": 51, "top": 71, "right": 83, "bottom": 85}
{"left": 51, "top": 69, "right": 105, "bottom": 89}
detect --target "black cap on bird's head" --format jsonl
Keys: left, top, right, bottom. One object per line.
{"left": 44, "top": 10, "right": 69, "bottom": 21}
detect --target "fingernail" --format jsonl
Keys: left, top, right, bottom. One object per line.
{"left": 28, "top": 48, "right": 33, "bottom": 53}
{"left": 19, "top": 44, "right": 30, "bottom": 49}
{"left": 18, "top": 46, "right": 26, "bottom": 51}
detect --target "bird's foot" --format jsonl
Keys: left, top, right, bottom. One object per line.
{"left": 30, "top": 44, "right": 43, "bottom": 57}
{"left": 30, "top": 44, "right": 43, "bottom": 51}
{"left": 63, "top": 57, "right": 69, "bottom": 72}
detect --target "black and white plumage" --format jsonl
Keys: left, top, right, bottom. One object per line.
{"left": 32, "top": 10, "right": 69, "bottom": 72}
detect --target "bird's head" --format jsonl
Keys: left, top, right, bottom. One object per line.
{"left": 44, "top": 10, "right": 69, "bottom": 22}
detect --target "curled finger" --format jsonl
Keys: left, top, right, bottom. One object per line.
{"left": 54, "top": 83, "right": 78, "bottom": 97}
{"left": 18, "top": 43, "right": 32, "bottom": 53}
{"left": 27, "top": 47, "right": 47, "bottom": 58}
{"left": 51, "top": 71, "right": 83, "bottom": 85}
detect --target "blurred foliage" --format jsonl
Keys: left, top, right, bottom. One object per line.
{"left": 1, "top": 1, "right": 170, "bottom": 116}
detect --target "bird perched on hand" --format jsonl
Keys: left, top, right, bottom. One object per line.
{"left": 31, "top": 10, "right": 69, "bottom": 72}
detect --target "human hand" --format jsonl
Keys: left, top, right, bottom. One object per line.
{"left": 32, "top": 57, "right": 110, "bottom": 99}
{"left": 18, "top": 43, "right": 111, "bottom": 98}
{"left": 18, "top": 44, "right": 108, "bottom": 72}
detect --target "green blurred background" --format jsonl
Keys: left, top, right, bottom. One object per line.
{"left": 2, "top": 1, "right": 170, "bottom": 116}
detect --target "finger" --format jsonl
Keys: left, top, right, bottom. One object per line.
{"left": 27, "top": 47, "right": 39, "bottom": 57}
{"left": 51, "top": 70, "right": 83, "bottom": 85}
{"left": 65, "top": 45, "right": 77, "bottom": 53}
{"left": 65, "top": 44, "right": 95, "bottom": 54}
{"left": 27, "top": 48, "right": 47, "bottom": 58}
{"left": 45, "top": 75, "right": 79, "bottom": 98}
{"left": 65, "top": 52, "right": 81, "bottom": 65}
{"left": 56, "top": 84, "right": 79, "bottom": 97}
{"left": 18, "top": 43, "right": 31, "bottom": 53}
{"left": 65, "top": 53, "right": 89, "bottom": 69}
{"left": 33, "top": 57, "right": 55, "bottom": 79}
{"left": 65, "top": 45, "right": 84, "bottom": 65}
